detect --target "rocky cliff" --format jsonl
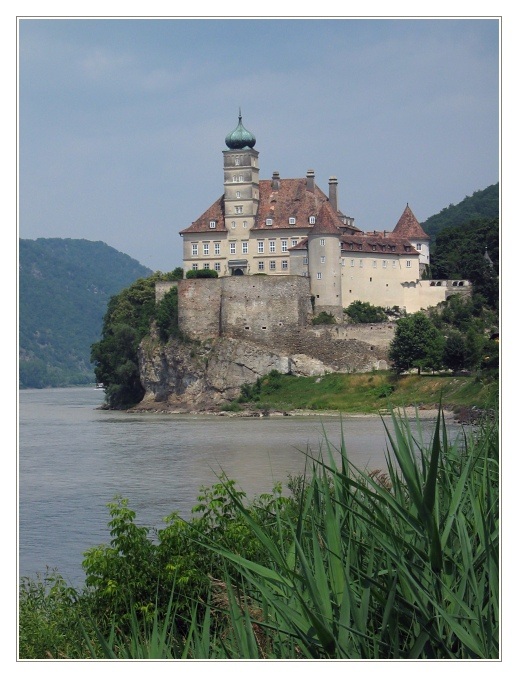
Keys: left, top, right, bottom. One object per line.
{"left": 136, "top": 327, "right": 390, "bottom": 412}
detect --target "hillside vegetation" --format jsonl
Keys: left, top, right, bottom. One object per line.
{"left": 19, "top": 239, "right": 153, "bottom": 388}
{"left": 422, "top": 183, "right": 499, "bottom": 244}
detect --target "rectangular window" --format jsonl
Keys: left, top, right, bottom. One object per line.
{"left": 291, "top": 239, "right": 298, "bottom": 247}
{"left": 417, "top": 243, "right": 422, "bottom": 251}
{"left": 269, "top": 240, "right": 276, "bottom": 253}
{"left": 406, "top": 260, "right": 412, "bottom": 268}
{"left": 243, "top": 220, "right": 247, "bottom": 228}
{"left": 282, "top": 260, "right": 288, "bottom": 270}
{"left": 192, "top": 263, "right": 198, "bottom": 271}
{"left": 372, "top": 260, "right": 377, "bottom": 268}
{"left": 392, "top": 261, "right": 396, "bottom": 268}
{"left": 317, "top": 272, "right": 322, "bottom": 280}
{"left": 235, "top": 206, "right": 243, "bottom": 214}
{"left": 258, "top": 261, "right": 264, "bottom": 271}
{"left": 320, "top": 239, "right": 325, "bottom": 246}
{"left": 303, "top": 257, "right": 308, "bottom": 265}
{"left": 214, "top": 242, "right": 220, "bottom": 255}
{"left": 230, "top": 243, "right": 236, "bottom": 255}
{"left": 281, "top": 239, "right": 288, "bottom": 252}
{"left": 350, "top": 259, "right": 354, "bottom": 267}
{"left": 236, "top": 191, "right": 241, "bottom": 198}
{"left": 209, "top": 220, "right": 216, "bottom": 229}
{"left": 382, "top": 260, "right": 387, "bottom": 268}
{"left": 203, "top": 243, "right": 209, "bottom": 256}
{"left": 321, "top": 256, "right": 326, "bottom": 263}
{"left": 269, "top": 260, "right": 276, "bottom": 271}
{"left": 359, "top": 260, "right": 363, "bottom": 268}
{"left": 192, "top": 244, "right": 198, "bottom": 256}
{"left": 203, "top": 263, "right": 210, "bottom": 270}
{"left": 242, "top": 242, "right": 248, "bottom": 254}
{"left": 214, "top": 262, "right": 221, "bottom": 272}
{"left": 258, "top": 241, "right": 264, "bottom": 254}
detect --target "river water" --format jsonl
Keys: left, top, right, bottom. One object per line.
{"left": 18, "top": 386, "right": 461, "bottom": 588}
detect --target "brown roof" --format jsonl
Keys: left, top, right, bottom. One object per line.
{"left": 341, "top": 234, "right": 419, "bottom": 255}
{"left": 392, "top": 204, "right": 429, "bottom": 240}
{"left": 309, "top": 201, "right": 344, "bottom": 236}
{"left": 291, "top": 233, "right": 419, "bottom": 256}
{"left": 180, "top": 178, "right": 361, "bottom": 235}
{"left": 179, "top": 196, "right": 227, "bottom": 234}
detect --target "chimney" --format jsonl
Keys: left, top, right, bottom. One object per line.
{"left": 306, "top": 169, "right": 315, "bottom": 192}
{"left": 272, "top": 171, "right": 280, "bottom": 191}
{"left": 329, "top": 176, "right": 338, "bottom": 212}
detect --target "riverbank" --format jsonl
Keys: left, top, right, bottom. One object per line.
{"left": 129, "top": 371, "right": 497, "bottom": 422}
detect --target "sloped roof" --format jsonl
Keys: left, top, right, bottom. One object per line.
{"left": 291, "top": 233, "right": 419, "bottom": 256}
{"left": 309, "top": 201, "right": 344, "bottom": 236}
{"left": 392, "top": 204, "right": 429, "bottom": 240}
{"left": 180, "top": 178, "right": 361, "bottom": 235}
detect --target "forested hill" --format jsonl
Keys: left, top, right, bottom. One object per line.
{"left": 422, "top": 183, "right": 499, "bottom": 244}
{"left": 19, "top": 238, "right": 153, "bottom": 388}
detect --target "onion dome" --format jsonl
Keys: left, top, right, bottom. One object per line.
{"left": 225, "top": 109, "right": 256, "bottom": 149}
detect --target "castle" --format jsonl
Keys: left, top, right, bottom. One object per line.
{"left": 179, "top": 112, "right": 469, "bottom": 316}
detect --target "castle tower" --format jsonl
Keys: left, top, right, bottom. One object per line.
{"left": 308, "top": 202, "right": 343, "bottom": 318}
{"left": 222, "top": 111, "right": 259, "bottom": 274}
{"left": 392, "top": 204, "right": 430, "bottom": 276}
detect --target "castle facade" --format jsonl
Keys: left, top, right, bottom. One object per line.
{"left": 180, "top": 113, "right": 467, "bottom": 315}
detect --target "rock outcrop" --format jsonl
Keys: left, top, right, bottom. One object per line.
{"left": 136, "top": 328, "right": 390, "bottom": 412}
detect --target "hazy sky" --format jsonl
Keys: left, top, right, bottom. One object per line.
{"left": 18, "top": 17, "right": 500, "bottom": 272}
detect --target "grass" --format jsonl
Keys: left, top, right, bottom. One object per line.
{"left": 236, "top": 370, "right": 498, "bottom": 414}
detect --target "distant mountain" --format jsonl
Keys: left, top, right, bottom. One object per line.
{"left": 19, "top": 238, "right": 153, "bottom": 388}
{"left": 422, "top": 183, "right": 499, "bottom": 244}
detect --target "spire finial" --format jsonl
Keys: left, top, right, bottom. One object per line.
{"left": 238, "top": 107, "right": 242, "bottom": 122}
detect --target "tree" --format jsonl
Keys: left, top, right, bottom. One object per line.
{"left": 443, "top": 331, "right": 468, "bottom": 372}
{"left": 344, "top": 301, "right": 387, "bottom": 323}
{"left": 389, "top": 312, "right": 445, "bottom": 375}
{"left": 91, "top": 270, "right": 183, "bottom": 409}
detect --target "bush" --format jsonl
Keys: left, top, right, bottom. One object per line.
{"left": 344, "top": 301, "right": 387, "bottom": 323}
{"left": 311, "top": 311, "right": 336, "bottom": 325}
{"left": 185, "top": 269, "right": 218, "bottom": 279}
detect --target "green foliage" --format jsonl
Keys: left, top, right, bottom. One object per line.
{"left": 344, "top": 300, "right": 388, "bottom": 323}
{"left": 18, "top": 569, "right": 94, "bottom": 659}
{"left": 185, "top": 268, "right": 219, "bottom": 278}
{"left": 155, "top": 286, "right": 180, "bottom": 342}
{"left": 311, "top": 311, "right": 336, "bottom": 325}
{"left": 422, "top": 183, "right": 499, "bottom": 245}
{"left": 430, "top": 217, "right": 499, "bottom": 309}
{"left": 389, "top": 312, "right": 445, "bottom": 375}
{"left": 90, "top": 270, "right": 183, "bottom": 408}
{"left": 19, "top": 238, "right": 153, "bottom": 388}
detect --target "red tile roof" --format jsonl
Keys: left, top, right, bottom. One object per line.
{"left": 309, "top": 201, "right": 344, "bottom": 236}
{"left": 180, "top": 178, "right": 361, "bottom": 235}
{"left": 291, "top": 234, "right": 419, "bottom": 256}
{"left": 392, "top": 204, "right": 429, "bottom": 240}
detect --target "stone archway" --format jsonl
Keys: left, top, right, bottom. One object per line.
{"left": 232, "top": 268, "right": 244, "bottom": 276}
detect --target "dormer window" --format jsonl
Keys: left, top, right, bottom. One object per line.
{"left": 266, "top": 218, "right": 273, "bottom": 226}
{"left": 309, "top": 216, "right": 316, "bottom": 224}
{"left": 209, "top": 220, "right": 216, "bottom": 229}
{"left": 372, "top": 245, "right": 376, "bottom": 251}
{"left": 289, "top": 217, "right": 296, "bottom": 225}
{"left": 358, "top": 244, "right": 363, "bottom": 251}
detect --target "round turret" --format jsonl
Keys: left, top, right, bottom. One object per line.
{"left": 225, "top": 110, "right": 256, "bottom": 149}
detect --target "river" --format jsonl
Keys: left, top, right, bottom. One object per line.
{"left": 18, "top": 386, "right": 461, "bottom": 588}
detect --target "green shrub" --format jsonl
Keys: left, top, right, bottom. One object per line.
{"left": 344, "top": 300, "right": 388, "bottom": 323}
{"left": 185, "top": 269, "right": 218, "bottom": 278}
{"left": 311, "top": 311, "right": 336, "bottom": 325}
